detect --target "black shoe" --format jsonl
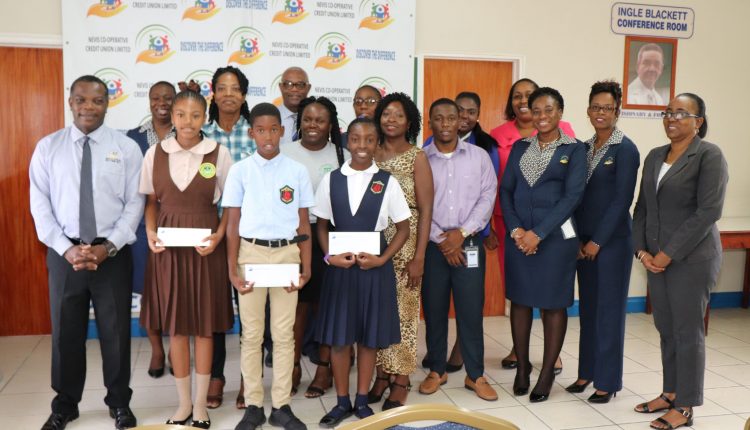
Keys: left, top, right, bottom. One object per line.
{"left": 148, "top": 367, "right": 165, "bottom": 378}
{"left": 501, "top": 357, "right": 518, "bottom": 369}
{"left": 421, "top": 356, "right": 431, "bottom": 369}
{"left": 166, "top": 414, "right": 191, "bottom": 426}
{"left": 367, "top": 376, "right": 390, "bottom": 404}
{"left": 512, "top": 363, "right": 531, "bottom": 396}
{"left": 565, "top": 380, "right": 592, "bottom": 393}
{"left": 588, "top": 391, "right": 616, "bottom": 404}
{"left": 553, "top": 358, "right": 563, "bottom": 376}
{"left": 235, "top": 405, "right": 266, "bottom": 430}
{"left": 319, "top": 404, "right": 353, "bottom": 428}
{"left": 529, "top": 391, "right": 550, "bottom": 403}
{"left": 269, "top": 404, "right": 306, "bottom": 430}
{"left": 109, "top": 407, "right": 137, "bottom": 429}
{"left": 445, "top": 361, "right": 464, "bottom": 373}
{"left": 192, "top": 416, "right": 211, "bottom": 429}
{"left": 41, "top": 411, "right": 79, "bottom": 430}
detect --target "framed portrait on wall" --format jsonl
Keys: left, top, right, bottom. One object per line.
{"left": 622, "top": 36, "right": 677, "bottom": 110}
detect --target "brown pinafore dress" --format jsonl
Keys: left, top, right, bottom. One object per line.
{"left": 140, "top": 141, "right": 233, "bottom": 337}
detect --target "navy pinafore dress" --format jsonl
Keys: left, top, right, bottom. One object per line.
{"left": 315, "top": 169, "right": 401, "bottom": 348}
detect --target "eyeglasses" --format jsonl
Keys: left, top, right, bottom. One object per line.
{"left": 353, "top": 97, "right": 379, "bottom": 106}
{"left": 588, "top": 105, "right": 616, "bottom": 113}
{"left": 661, "top": 111, "right": 701, "bottom": 120}
{"left": 280, "top": 81, "right": 308, "bottom": 90}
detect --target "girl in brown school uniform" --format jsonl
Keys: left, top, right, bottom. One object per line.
{"left": 139, "top": 89, "right": 234, "bottom": 428}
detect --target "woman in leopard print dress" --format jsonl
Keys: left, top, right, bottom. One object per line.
{"left": 368, "top": 93, "right": 434, "bottom": 410}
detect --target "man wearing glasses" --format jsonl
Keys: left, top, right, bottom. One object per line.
{"left": 278, "top": 67, "right": 311, "bottom": 145}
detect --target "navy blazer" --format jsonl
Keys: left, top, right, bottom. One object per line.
{"left": 575, "top": 134, "right": 640, "bottom": 246}
{"left": 500, "top": 137, "right": 587, "bottom": 240}
{"left": 633, "top": 136, "right": 728, "bottom": 262}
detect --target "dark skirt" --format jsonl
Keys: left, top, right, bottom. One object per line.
{"left": 505, "top": 232, "right": 578, "bottom": 309}
{"left": 315, "top": 260, "right": 401, "bottom": 348}
{"left": 140, "top": 208, "right": 233, "bottom": 338}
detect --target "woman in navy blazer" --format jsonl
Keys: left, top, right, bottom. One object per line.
{"left": 500, "top": 87, "right": 586, "bottom": 402}
{"left": 566, "top": 81, "right": 640, "bottom": 403}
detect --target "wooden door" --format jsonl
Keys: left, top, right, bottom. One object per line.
{"left": 422, "top": 57, "right": 513, "bottom": 316}
{"left": 0, "top": 47, "right": 64, "bottom": 335}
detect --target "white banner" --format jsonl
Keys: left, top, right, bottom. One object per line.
{"left": 611, "top": 2, "right": 694, "bottom": 39}
{"left": 62, "top": 0, "right": 416, "bottom": 130}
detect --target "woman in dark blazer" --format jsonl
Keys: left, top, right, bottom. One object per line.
{"left": 632, "top": 93, "right": 727, "bottom": 430}
{"left": 126, "top": 81, "right": 176, "bottom": 379}
{"left": 500, "top": 87, "right": 586, "bottom": 402}
{"left": 566, "top": 81, "right": 640, "bottom": 403}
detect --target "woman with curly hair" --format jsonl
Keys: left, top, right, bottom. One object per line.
{"left": 367, "top": 92, "right": 434, "bottom": 410}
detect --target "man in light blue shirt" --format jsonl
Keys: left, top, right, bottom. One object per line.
{"left": 29, "top": 75, "right": 143, "bottom": 430}
{"left": 224, "top": 103, "right": 313, "bottom": 430}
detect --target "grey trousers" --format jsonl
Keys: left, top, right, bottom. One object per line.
{"left": 647, "top": 256, "right": 720, "bottom": 407}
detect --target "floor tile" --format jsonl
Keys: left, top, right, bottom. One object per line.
{"left": 525, "top": 400, "right": 613, "bottom": 430}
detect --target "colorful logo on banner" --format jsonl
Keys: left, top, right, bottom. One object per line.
{"left": 227, "top": 27, "right": 265, "bottom": 65}
{"left": 135, "top": 25, "right": 176, "bottom": 64}
{"left": 272, "top": 0, "right": 309, "bottom": 24}
{"left": 183, "top": 0, "right": 221, "bottom": 20}
{"left": 359, "top": 1, "right": 394, "bottom": 29}
{"left": 184, "top": 69, "right": 215, "bottom": 102}
{"left": 358, "top": 76, "right": 391, "bottom": 97}
{"left": 269, "top": 75, "right": 284, "bottom": 106}
{"left": 94, "top": 68, "right": 129, "bottom": 108}
{"left": 87, "top": 0, "right": 127, "bottom": 17}
{"left": 314, "top": 33, "right": 352, "bottom": 70}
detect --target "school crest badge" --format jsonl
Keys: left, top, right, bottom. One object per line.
{"left": 603, "top": 157, "right": 614, "bottom": 165}
{"left": 559, "top": 155, "right": 569, "bottom": 164}
{"left": 280, "top": 185, "right": 294, "bottom": 204}
{"left": 370, "top": 180, "right": 384, "bottom": 194}
{"left": 199, "top": 162, "right": 216, "bottom": 178}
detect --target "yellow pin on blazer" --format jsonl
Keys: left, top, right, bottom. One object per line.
{"left": 604, "top": 157, "right": 614, "bottom": 165}
{"left": 560, "top": 155, "right": 569, "bottom": 164}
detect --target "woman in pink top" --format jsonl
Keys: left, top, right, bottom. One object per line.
{"left": 489, "top": 78, "right": 575, "bottom": 372}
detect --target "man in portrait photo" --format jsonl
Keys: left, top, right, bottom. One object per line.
{"left": 626, "top": 43, "right": 669, "bottom": 106}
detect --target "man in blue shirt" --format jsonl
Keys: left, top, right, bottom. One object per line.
{"left": 29, "top": 75, "right": 143, "bottom": 430}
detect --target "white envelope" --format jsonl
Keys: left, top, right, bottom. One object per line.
{"left": 328, "top": 232, "right": 380, "bottom": 255}
{"left": 244, "top": 264, "right": 300, "bottom": 288}
{"left": 561, "top": 218, "right": 577, "bottom": 240}
{"left": 156, "top": 227, "right": 211, "bottom": 247}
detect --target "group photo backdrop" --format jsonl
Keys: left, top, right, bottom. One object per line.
{"left": 62, "top": 0, "right": 416, "bottom": 130}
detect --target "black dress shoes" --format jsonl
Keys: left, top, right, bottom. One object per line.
{"left": 268, "top": 405, "right": 306, "bottom": 430}
{"left": 109, "top": 407, "right": 137, "bottom": 429}
{"left": 319, "top": 404, "right": 353, "bottom": 429}
{"left": 41, "top": 411, "right": 79, "bottom": 430}
{"left": 565, "top": 380, "right": 592, "bottom": 393}
{"left": 588, "top": 391, "right": 616, "bottom": 404}
{"left": 235, "top": 405, "right": 266, "bottom": 430}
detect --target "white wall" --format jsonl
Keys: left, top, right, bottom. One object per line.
{"left": 3, "top": 0, "right": 747, "bottom": 298}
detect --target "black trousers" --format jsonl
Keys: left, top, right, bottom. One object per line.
{"left": 422, "top": 237, "right": 486, "bottom": 380}
{"left": 47, "top": 246, "right": 133, "bottom": 414}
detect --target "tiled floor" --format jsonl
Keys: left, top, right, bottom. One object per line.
{"left": 2, "top": 309, "right": 750, "bottom": 429}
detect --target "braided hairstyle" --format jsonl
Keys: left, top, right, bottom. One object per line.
{"left": 296, "top": 96, "right": 345, "bottom": 166}
{"left": 207, "top": 66, "right": 251, "bottom": 125}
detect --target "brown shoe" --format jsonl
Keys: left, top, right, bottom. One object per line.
{"left": 464, "top": 376, "right": 498, "bottom": 401}
{"left": 419, "top": 371, "right": 447, "bottom": 395}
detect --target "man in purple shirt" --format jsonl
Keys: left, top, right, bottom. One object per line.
{"left": 418, "top": 98, "right": 498, "bottom": 402}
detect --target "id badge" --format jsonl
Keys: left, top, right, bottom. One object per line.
{"left": 465, "top": 245, "right": 479, "bottom": 268}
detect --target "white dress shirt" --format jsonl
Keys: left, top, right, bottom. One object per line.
{"left": 29, "top": 124, "right": 145, "bottom": 255}
{"left": 278, "top": 103, "right": 298, "bottom": 146}
{"left": 627, "top": 77, "right": 666, "bottom": 105}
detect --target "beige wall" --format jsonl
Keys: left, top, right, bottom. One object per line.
{"left": 4, "top": 0, "right": 747, "bottom": 297}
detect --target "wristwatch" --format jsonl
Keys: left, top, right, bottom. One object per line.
{"left": 459, "top": 228, "right": 470, "bottom": 238}
{"left": 103, "top": 240, "right": 117, "bottom": 257}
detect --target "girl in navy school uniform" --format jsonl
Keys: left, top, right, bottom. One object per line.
{"left": 312, "top": 118, "right": 412, "bottom": 427}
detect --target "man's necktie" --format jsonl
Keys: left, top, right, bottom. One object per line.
{"left": 79, "top": 136, "right": 97, "bottom": 243}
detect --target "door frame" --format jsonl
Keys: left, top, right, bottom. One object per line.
{"left": 416, "top": 53, "right": 525, "bottom": 144}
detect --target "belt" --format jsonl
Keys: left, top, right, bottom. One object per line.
{"left": 242, "top": 235, "right": 309, "bottom": 248}
{"left": 67, "top": 236, "right": 106, "bottom": 246}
